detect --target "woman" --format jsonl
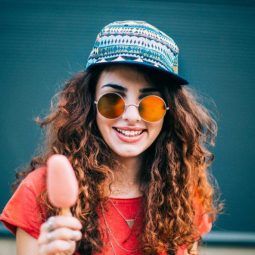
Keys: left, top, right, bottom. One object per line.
{"left": 0, "top": 20, "right": 221, "bottom": 255}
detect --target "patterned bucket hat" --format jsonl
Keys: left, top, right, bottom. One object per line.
{"left": 86, "top": 20, "right": 188, "bottom": 85}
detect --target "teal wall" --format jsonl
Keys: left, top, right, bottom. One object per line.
{"left": 1, "top": 0, "right": 255, "bottom": 244}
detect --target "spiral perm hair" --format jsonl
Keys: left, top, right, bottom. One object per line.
{"left": 13, "top": 64, "right": 222, "bottom": 254}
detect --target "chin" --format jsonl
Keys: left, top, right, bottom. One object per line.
{"left": 112, "top": 147, "right": 145, "bottom": 158}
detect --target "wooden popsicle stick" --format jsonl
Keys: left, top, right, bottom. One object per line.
{"left": 60, "top": 207, "right": 72, "bottom": 216}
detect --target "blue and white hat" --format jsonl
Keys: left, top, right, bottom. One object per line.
{"left": 86, "top": 20, "right": 188, "bottom": 85}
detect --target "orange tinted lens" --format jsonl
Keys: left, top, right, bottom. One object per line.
{"left": 139, "top": 96, "right": 167, "bottom": 122}
{"left": 97, "top": 93, "right": 125, "bottom": 119}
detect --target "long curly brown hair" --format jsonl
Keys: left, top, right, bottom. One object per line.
{"left": 14, "top": 64, "right": 221, "bottom": 255}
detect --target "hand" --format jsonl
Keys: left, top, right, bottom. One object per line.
{"left": 38, "top": 216, "right": 82, "bottom": 255}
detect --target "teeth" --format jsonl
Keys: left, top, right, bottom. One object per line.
{"left": 116, "top": 128, "right": 143, "bottom": 137}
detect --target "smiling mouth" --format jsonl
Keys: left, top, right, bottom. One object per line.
{"left": 113, "top": 127, "right": 146, "bottom": 137}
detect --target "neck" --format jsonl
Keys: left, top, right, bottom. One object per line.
{"left": 109, "top": 154, "right": 144, "bottom": 198}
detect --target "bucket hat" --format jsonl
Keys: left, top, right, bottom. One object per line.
{"left": 86, "top": 20, "right": 188, "bottom": 85}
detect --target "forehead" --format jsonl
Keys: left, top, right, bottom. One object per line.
{"left": 96, "top": 65, "right": 156, "bottom": 91}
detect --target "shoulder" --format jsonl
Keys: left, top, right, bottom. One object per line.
{"left": 193, "top": 197, "right": 213, "bottom": 236}
{"left": 21, "top": 166, "right": 47, "bottom": 195}
{"left": 0, "top": 166, "right": 48, "bottom": 238}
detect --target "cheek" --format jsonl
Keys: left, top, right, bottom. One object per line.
{"left": 96, "top": 114, "right": 106, "bottom": 136}
{"left": 96, "top": 114, "right": 114, "bottom": 139}
{"left": 149, "top": 120, "right": 164, "bottom": 138}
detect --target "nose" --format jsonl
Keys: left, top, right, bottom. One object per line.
{"left": 121, "top": 104, "right": 141, "bottom": 123}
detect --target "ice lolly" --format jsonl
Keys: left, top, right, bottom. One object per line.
{"left": 47, "top": 154, "right": 79, "bottom": 215}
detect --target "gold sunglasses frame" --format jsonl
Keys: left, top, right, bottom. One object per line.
{"left": 94, "top": 92, "right": 169, "bottom": 123}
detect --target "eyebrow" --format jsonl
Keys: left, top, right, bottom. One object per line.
{"left": 101, "top": 83, "right": 160, "bottom": 94}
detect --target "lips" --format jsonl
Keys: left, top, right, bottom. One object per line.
{"left": 112, "top": 127, "right": 146, "bottom": 143}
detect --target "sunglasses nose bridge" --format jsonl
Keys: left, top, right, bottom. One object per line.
{"left": 122, "top": 104, "right": 142, "bottom": 122}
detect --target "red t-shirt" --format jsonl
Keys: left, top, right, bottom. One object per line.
{"left": 0, "top": 167, "right": 212, "bottom": 255}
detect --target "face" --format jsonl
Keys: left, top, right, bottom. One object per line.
{"left": 95, "top": 65, "right": 165, "bottom": 159}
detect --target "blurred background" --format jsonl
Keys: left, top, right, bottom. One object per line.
{"left": 0, "top": 0, "right": 254, "bottom": 254}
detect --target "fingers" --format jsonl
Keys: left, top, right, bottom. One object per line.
{"left": 40, "top": 216, "right": 82, "bottom": 233}
{"left": 38, "top": 227, "right": 82, "bottom": 245}
{"left": 38, "top": 240, "right": 75, "bottom": 255}
{"left": 38, "top": 216, "right": 82, "bottom": 255}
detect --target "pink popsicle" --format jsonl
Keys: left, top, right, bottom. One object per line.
{"left": 47, "top": 154, "right": 78, "bottom": 215}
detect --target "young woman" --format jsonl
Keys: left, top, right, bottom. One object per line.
{"left": 0, "top": 20, "right": 221, "bottom": 255}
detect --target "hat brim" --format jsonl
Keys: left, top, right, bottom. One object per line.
{"left": 86, "top": 61, "right": 188, "bottom": 86}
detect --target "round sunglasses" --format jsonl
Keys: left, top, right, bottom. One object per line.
{"left": 94, "top": 92, "right": 169, "bottom": 123}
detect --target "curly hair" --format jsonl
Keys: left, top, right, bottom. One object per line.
{"left": 13, "top": 64, "right": 222, "bottom": 255}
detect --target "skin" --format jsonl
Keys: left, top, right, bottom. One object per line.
{"left": 16, "top": 65, "right": 197, "bottom": 254}
{"left": 95, "top": 65, "right": 164, "bottom": 198}
{"left": 95, "top": 65, "right": 164, "bottom": 159}
{"left": 17, "top": 215, "right": 82, "bottom": 255}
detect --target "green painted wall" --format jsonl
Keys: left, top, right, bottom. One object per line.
{"left": 0, "top": 0, "right": 254, "bottom": 242}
